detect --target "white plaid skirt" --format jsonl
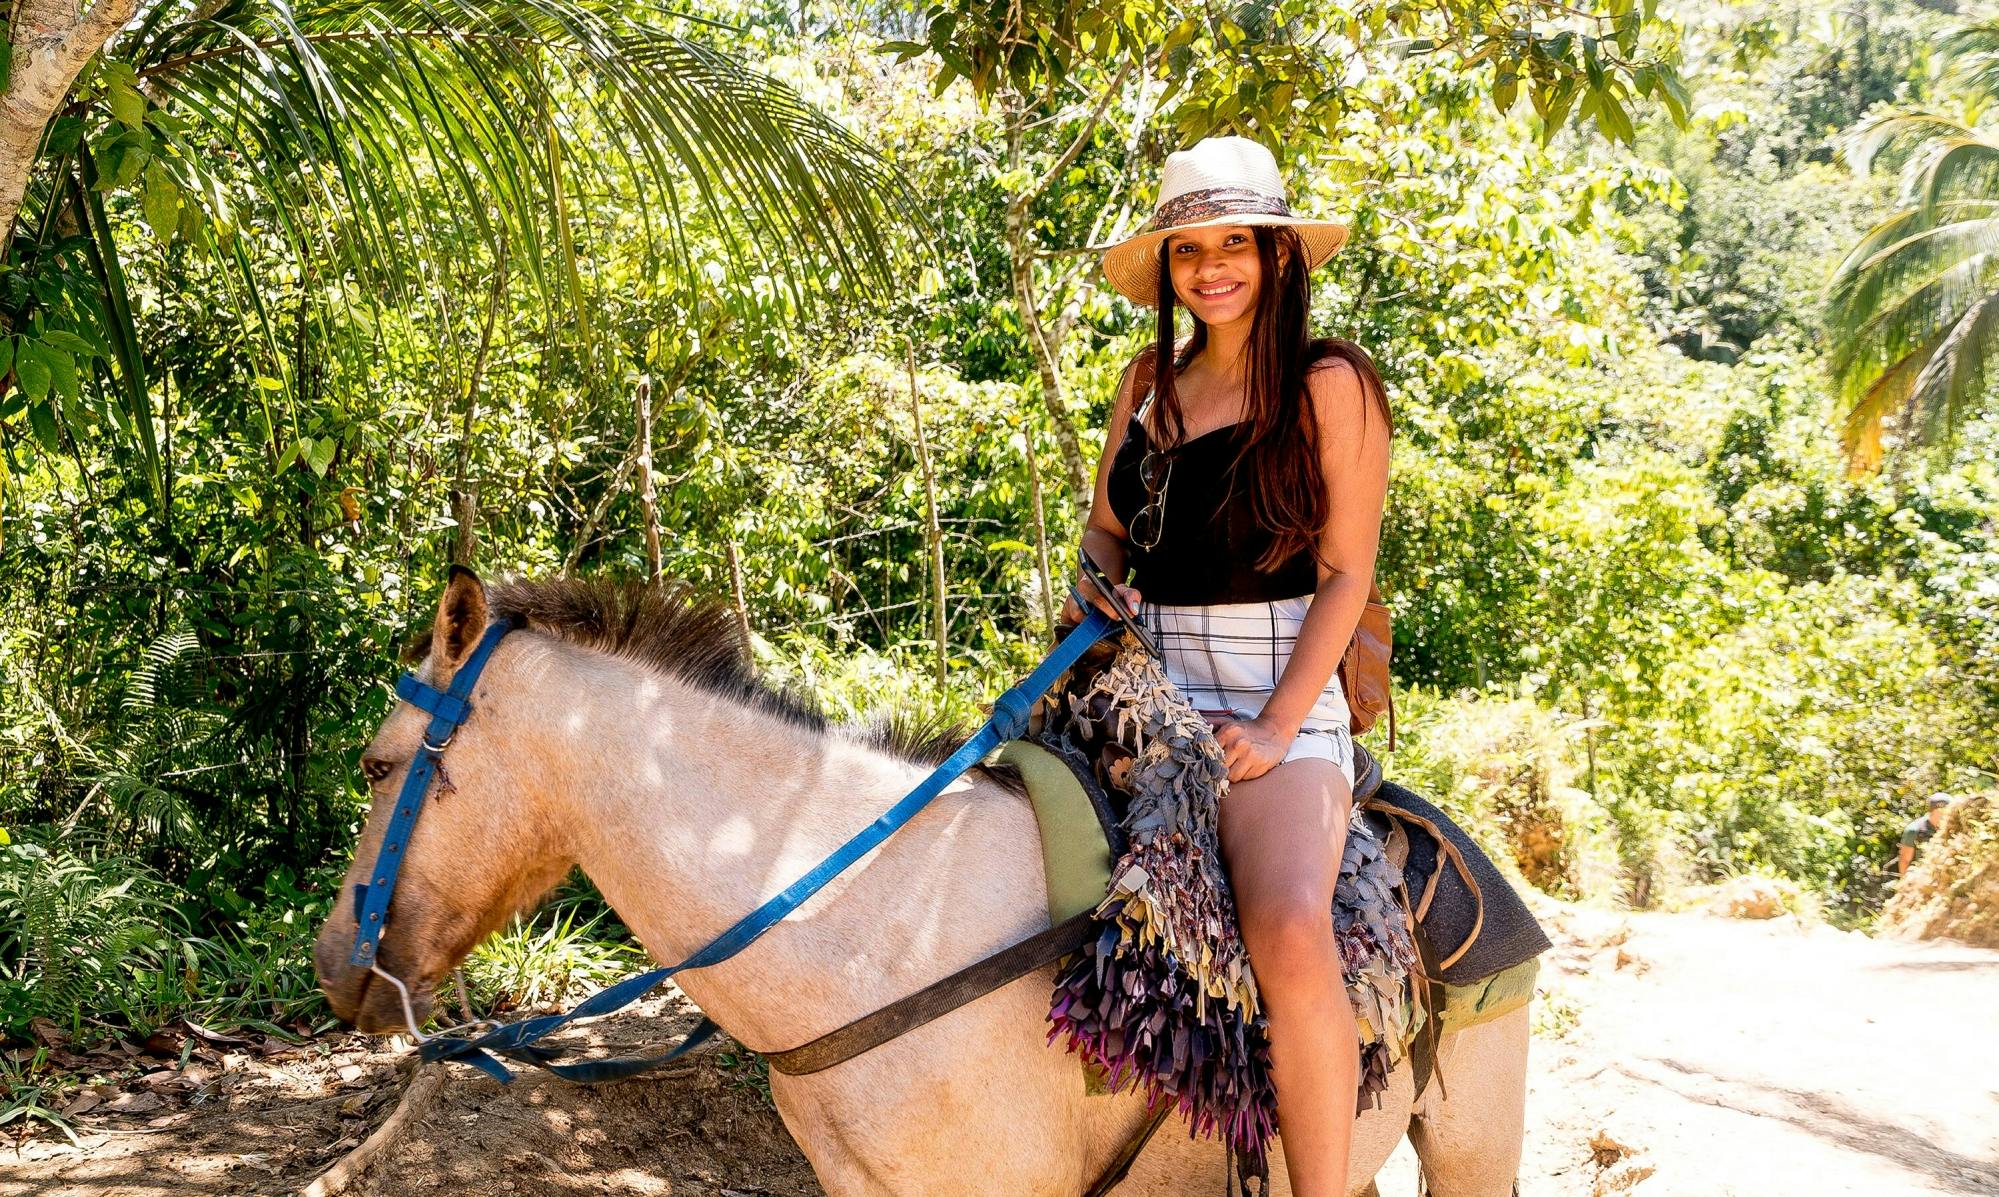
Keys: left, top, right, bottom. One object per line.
{"left": 1135, "top": 594, "right": 1356, "bottom": 787}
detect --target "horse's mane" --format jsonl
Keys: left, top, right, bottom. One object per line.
{"left": 423, "top": 575, "right": 1021, "bottom": 789}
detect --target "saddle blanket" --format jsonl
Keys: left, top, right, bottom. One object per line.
{"left": 991, "top": 737, "right": 1546, "bottom": 1032}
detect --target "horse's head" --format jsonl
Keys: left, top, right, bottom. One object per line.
{"left": 314, "top": 566, "right": 576, "bottom": 1034}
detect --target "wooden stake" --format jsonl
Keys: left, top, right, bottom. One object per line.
{"left": 726, "top": 538, "right": 754, "bottom": 650}
{"left": 636, "top": 377, "right": 662, "bottom": 584}
{"left": 908, "top": 341, "right": 947, "bottom": 687}
{"left": 1023, "top": 424, "right": 1056, "bottom": 637}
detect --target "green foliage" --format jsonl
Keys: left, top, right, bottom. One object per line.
{"left": 0, "top": 1046, "right": 82, "bottom": 1145}
{"left": 463, "top": 885, "right": 646, "bottom": 1015}
{"left": 0, "top": 0, "right": 1990, "bottom": 1043}
{"left": 0, "top": 834, "right": 184, "bottom": 1037}
{"left": 892, "top": 0, "right": 1690, "bottom": 147}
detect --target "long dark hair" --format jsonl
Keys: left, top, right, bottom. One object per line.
{"left": 1150, "top": 225, "right": 1391, "bottom": 572}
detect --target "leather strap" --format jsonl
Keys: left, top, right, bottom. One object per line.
{"left": 1357, "top": 799, "right": 1484, "bottom": 974}
{"left": 761, "top": 906, "right": 1171, "bottom": 1195}
{"left": 764, "top": 910, "right": 1097, "bottom": 1075}
{"left": 1086, "top": 1102, "right": 1173, "bottom": 1197}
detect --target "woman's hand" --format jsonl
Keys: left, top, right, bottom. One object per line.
{"left": 1057, "top": 571, "right": 1141, "bottom": 628}
{"left": 1208, "top": 714, "right": 1293, "bottom": 782}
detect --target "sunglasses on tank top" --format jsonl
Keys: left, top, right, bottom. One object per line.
{"left": 1128, "top": 444, "right": 1174, "bottom": 551}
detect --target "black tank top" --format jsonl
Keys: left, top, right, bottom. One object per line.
{"left": 1105, "top": 394, "right": 1318, "bottom": 606}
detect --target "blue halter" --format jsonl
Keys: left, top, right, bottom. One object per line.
{"left": 349, "top": 598, "right": 1119, "bottom": 1084}
{"left": 350, "top": 616, "right": 519, "bottom": 969}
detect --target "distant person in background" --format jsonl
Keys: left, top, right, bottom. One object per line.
{"left": 1898, "top": 793, "right": 1952, "bottom": 877}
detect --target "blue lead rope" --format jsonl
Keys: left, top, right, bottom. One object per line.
{"left": 415, "top": 601, "right": 1118, "bottom": 1084}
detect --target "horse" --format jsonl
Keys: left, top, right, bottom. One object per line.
{"left": 314, "top": 568, "right": 1530, "bottom": 1195}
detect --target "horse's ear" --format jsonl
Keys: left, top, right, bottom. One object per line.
{"left": 431, "top": 565, "right": 489, "bottom": 680}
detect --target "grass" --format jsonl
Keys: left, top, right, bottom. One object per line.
{"left": 0, "top": 1047, "right": 80, "bottom": 1145}
{"left": 462, "top": 895, "right": 648, "bottom": 1016}
{"left": 714, "top": 1044, "right": 773, "bottom": 1105}
{"left": 1531, "top": 985, "right": 1583, "bottom": 1042}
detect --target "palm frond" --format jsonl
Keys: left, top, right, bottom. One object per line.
{"left": 27, "top": 0, "right": 920, "bottom": 481}
{"left": 1918, "top": 137, "right": 1999, "bottom": 218}
{"left": 1840, "top": 110, "right": 1972, "bottom": 178}
{"left": 1904, "top": 289, "right": 1999, "bottom": 456}
{"left": 1825, "top": 213, "right": 1999, "bottom": 390}
{"left": 1841, "top": 325, "right": 1947, "bottom": 475}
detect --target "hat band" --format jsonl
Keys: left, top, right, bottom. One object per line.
{"left": 1152, "top": 186, "right": 1291, "bottom": 230}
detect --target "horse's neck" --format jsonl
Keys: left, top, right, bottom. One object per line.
{"left": 557, "top": 656, "right": 1051, "bottom": 1052}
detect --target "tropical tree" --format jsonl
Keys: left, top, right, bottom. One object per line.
{"left": 1826, "top": 18, "right": 1999, "bottom": 472}
{"left": 0, "top": 0, "right": 915, "bottom": 538}
{"left": 892, "top": 0, "right": 1692, "bottom": 500}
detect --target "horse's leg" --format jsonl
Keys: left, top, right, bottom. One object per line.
{"left": 1404, "top": 1006, "right": 1530, "bottom": 1197}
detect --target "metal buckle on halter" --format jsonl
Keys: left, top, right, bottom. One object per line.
{"left": 421, "top": 731, "right": 455, "bottom": 755}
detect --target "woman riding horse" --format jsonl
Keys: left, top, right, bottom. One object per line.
{"left": 1061, "top": 135, "right": 1392, "bottom": 1196}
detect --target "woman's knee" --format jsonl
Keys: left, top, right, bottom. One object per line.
{"left": 1236, "top": 884, "right": 1339, "bottom": 985}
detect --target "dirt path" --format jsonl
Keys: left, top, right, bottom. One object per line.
{"left": 1412, "top": 903, "right": 1999, "bottom": 1196}
{"left": 7, "top": 905, "right": 1995, "bottom": 1195}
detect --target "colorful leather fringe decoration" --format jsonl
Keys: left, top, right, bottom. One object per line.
{"left": 1038, "top": 634, "right": 1418, "bottom": 1179}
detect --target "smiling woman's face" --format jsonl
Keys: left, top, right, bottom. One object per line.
{"left": 1166, "top": 224, "right": 1279, "bottom": 324}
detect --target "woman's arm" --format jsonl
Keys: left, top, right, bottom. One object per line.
{"left": 1062, "top": 349, "right": 1152, "bottom": 623}
{"left": 1214, "top": 358, "right": 1390, "bottom": 780}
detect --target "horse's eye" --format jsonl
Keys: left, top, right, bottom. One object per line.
{"left": 361, "top": 756, "right": 395, "bottom": 784}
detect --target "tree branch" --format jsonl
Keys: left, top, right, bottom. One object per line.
{"left": 1011, "top": 60, "right": 1132, "bottom": 212}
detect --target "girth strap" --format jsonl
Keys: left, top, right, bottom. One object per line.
{"left": 765, "top": 910, "right": 1097, "bottom": 1075}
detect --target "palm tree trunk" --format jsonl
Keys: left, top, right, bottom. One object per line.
{"left": 0, "top": 1, "right": 140, "bottom": 258}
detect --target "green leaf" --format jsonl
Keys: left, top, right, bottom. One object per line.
{"left": 93, "top": 131, "right": 150, "bottom": 191}
{"left": 27, "top": 401, "right": 58, "bottom": 453}
{"left": 1614, "top": 9, "right": 1642, "bottom": 57}
{"left": 109, "top": 76, "right": 147, "bottom": 130}
{"left": 0, "top": 337, "right": 14, "bottom": 380}
{"left": 143, "top": 162, "right": 178, "bottom": 243}
{"left": 1594, "top": 90, "right": 1635, "bottom": 144}
{"left": 0, "top": 30, "right": 12, "bottom": 94}
{"left": 14, "top": 343, "right": 52, "bottom": 400}
{"left": 44, "top": 346, "right": 79, "bottom": 408}
{"left": 307, "top": 436, "right": 337, "bottom": 476}
{"left": 1658, "top": 64, "right": 1692, "bottom": 127}
{"left": 39, "top": 331, "right": 96, "bottom": 357}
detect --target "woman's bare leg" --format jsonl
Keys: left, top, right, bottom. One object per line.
{"left": 1222, "top": 756, "right": 1360, "bottom": 1197}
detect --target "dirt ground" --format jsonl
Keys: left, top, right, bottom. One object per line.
{"left": 5, "top": 903, "right": 1995, "bottom": 1196}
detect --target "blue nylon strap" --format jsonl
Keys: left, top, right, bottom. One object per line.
{"left": 394, "top": 674, "right": 471, "bottom": 725}
{"left": 350, "top": 618, "right": 519, "bottom": 968}
{"left": 420, "top": 605, "right": 1118, "bottom": 1083}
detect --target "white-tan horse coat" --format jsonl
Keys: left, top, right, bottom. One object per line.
{"left": 314, "top": 572, "right": 1527, "bottom": 1196}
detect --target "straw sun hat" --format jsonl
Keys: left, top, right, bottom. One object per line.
{"left": 1099, "top": 136, "right": 1348, "bottom": 307}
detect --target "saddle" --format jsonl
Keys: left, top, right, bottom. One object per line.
{"left": 997, "top": 733, "right": 1548, "bottom": 1076}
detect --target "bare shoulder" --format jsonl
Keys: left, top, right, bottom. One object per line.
{"left": 1302, "top": 352, "right": 1375, "bottom": 434}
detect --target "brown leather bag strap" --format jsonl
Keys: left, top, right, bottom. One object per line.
{"left": 762, "top": 910, "right": 1096, "bottom": 1076}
